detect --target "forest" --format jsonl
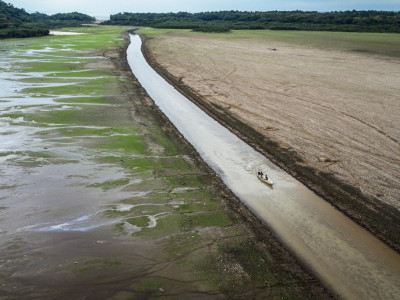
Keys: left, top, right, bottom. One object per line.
{"left": 0, "top": 0, "right": 95, "bottom": 39}
{"left": 2, "top": 1, "right": 399, "bottom": 38}
{"left": 104, "top": 10, "right": 400, "bottom": 33}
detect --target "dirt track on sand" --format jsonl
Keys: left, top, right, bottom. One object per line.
{"left": 140, "top": 30, "right": 400, "bottom": 250}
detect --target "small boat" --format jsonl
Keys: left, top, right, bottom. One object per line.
{"left": 257, "top": 171, "right": 273, "bottom": 186}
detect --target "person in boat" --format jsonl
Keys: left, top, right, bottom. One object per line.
{"left": 259, "top": 171, "right": 268, "bottom": 180}
{"left": 261, "top": 171, "right": 268, "bottom": 180}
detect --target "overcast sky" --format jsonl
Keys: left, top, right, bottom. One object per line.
{"left": 7, "top": 0, "right": 400, "bottom": 19}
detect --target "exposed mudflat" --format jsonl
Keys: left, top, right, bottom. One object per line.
{"left": 0, "top": 27, "right": 332, "bottom": 299}
{"left": 140, "top": 29, "right": 400, "bottom": 249}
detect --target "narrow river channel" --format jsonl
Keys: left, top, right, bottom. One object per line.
{"left": 127, "top": 34, "right": 400, "bottom": 300}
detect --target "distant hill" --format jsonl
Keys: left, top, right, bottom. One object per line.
{"left": 0, "top": 0, "right": 95, "bottom": 39}
{"left": 103, "top": 10, "right": 400, "bottom": 33}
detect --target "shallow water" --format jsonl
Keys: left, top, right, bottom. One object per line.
{"left": 49, "top": 31, "right": 85, "bottom": 36}
{"left": 127, "top": 34, "right": 400, "bottom": 300}
{"left": 0, "top": 36, "right": 211, "bottom": 297}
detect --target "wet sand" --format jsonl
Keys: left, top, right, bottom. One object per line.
{"left": 140, "top": 29, "right": 400, "bottom": 250}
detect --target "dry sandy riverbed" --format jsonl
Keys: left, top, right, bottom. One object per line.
{"left": 140, "top": 29, "right": 400, "bottom": 249}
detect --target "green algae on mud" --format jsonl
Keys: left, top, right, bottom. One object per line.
{"left": 0, "top": 26, "right": 331, "bottom": 299}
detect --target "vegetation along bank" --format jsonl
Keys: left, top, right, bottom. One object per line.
{"left": 104, "top": 10, "right": 400, "bottom": 33}
{"left": 0, "top": 0, "right": 95, "bottom": 38}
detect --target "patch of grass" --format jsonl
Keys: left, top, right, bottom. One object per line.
{"left": 8, "top": 77, "right": 81, "bottom": 84}
{"left": 22, "top": 76, "right": 116, "bottom": 96}
{"left": 100, "top": 156, "right": 154, "bottom": 174}
{"left": 125, "top": 177, "right": 170, "bottom": 192}
{"left": 176, "top": 201, "right": 218, "bottom": 213}
{"left": 55, "top": 97, "right": 107, "bottom": 104}
{"left": 104, "top": 201, "right": 169, "bottom": 218}
{"left": 121, "top": 157, "right": 154, "bottom": 172}
{"left": 116, "top": 155, "right": 198, "bottom": 177}
{"left": 127, "top": 216, "right": 151, "bottom": 227}
{"left": 0, "top": 184, "right": 18, "bottom": 190}
{"left": 95, "top": 135, "right": 147, "bottom": 155}
{"left": 162, "top": 174, "right": 203, "bottom": 189}
{"left": 18, "top": 61, "right": 87, "bottom": 73}
{"left": 53, "top": 126, "right": 135, "bottom": 138}
{"left": 1, "top": 113, "right": 25, "bottom": 119}
{"left": 25, "top": 110, "right": 80, "bottom": 125}
{"left": 88, "top": 178, "right": 130, "bottom": 190}
{"left": 55, "top": 127, "right": 108, "bottom": 136}
{"left": 112, "top": 190, "right": 225, "bottom": 237}
{"left": 181, "top": 211, "right": 232, "bottom": 231}
{"left": 138, "top": 27, "right": 181, "bottom": 36}
{"left": 48, "top": 70, "right": 109, "bottom": 78}
{"left": 137, "top": 214, "right": 182, "bottom": 238}
{"left": 156, "top": 156, "right": 196, "bottom": 173}
{"left": 0, "top": 152, "right": 14, "bottom": 157}
{"left": 149, "top": 131, "right": 179, "bottom": 155}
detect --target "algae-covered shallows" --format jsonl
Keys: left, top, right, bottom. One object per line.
{"left": 128, "top": 33, "right": 400, "bottom": 300}
{"left": 0, "top": 27, "right": 330, "bottom": 298}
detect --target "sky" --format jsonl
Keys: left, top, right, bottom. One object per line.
{"left": 6, "top": 0, "right": 400, "bottom": 19}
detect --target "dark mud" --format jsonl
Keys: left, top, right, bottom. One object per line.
{"left": 139, "top": 33, "right": 400, "bottom": 253}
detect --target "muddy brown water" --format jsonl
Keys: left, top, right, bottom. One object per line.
{"left": 128, "top": 34, "right": 400, "bottom": 299}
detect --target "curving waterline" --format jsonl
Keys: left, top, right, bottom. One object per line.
{"left": 127, "top": 34, "right": 400, "bottom": 300}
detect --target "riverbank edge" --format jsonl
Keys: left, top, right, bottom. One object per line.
{"left": 138, "top": 33, "right": 400, "bottom": 253}
{"left": 118, "top": 31, "right": 335, "bottom": 297}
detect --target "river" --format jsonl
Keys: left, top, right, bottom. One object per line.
{"left": 2, "top": 29, "right": 239, "bottom": 298}
{"left": 127, "top": 34, "right": 400, "bottom": 299}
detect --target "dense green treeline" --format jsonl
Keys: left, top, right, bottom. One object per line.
{"left": 0, "top": 0, "right": 95, "bottom": 39}
{"left": 103, "top": 10, "right": 400, "bottom": 33}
